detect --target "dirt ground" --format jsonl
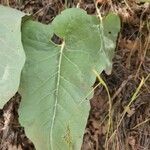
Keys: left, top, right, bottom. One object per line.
{"left": 0, "top": 0, "right": 149, "bottom": 150}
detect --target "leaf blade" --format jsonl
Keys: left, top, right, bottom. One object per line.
{"left": 0, "top": 6, "right": 25, "bottom": 107}
{"left": 19, "top": 8, "right": 120, "bottom": 150}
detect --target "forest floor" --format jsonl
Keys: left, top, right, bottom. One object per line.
{"left": 0, "top": 0, "right": 149, "bottom": 150}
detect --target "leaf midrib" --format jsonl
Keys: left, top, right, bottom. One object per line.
{"left": 50, "top": 41, "right": 65, "bottom": 150}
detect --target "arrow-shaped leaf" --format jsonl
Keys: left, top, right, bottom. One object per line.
{"left": 19, "top": 8, "right": 120, "bottom": 150}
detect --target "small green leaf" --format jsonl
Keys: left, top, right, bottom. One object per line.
{"left": 19, "top": 8, "right": 120, "bottom": 150}
{"left": 102, "top": 13, "right": 120, "bottom": 74}
{"left": 0, "top": 6, "right": 25, "bottom": 107}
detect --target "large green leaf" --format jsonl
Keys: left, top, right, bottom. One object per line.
{"left": 19, "top": 8, "right": 120, "bottom": 150}
{"left": 0, "top": 6, "right": 25, "bottom": 108}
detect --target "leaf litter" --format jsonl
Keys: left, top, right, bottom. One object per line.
{"left": 0, "top": 0, "right": 149, "bottom": 149}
